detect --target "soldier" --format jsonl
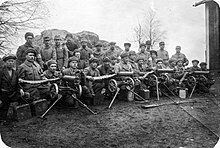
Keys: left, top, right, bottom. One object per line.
{"left": 84, "top": 57, "right": 105, "bottom": 97}
{"left": 199, "top": 62, "right": 208, "bottom": 71}
{"left": 17, "top": 48, "right": 49, "bottom": 101}
{"left": 137, "top": 43, "right": 150, "bottom": 67}
{"left": 129, "top": 51, "right": 138, "bottom": 72}
{"left": 189, "top": 60, "right": 201, "bottom": 71}
{"left": 54, "top": 35, "right": 69, "bottom": 71}
{"left": 122, "top": 43, "right": 131, "bottom": 54}
{"left": 65, "top": 33, "right": 78, "bottom": 58}
{"left": 43, "top": 60, "right": 61, "bottom": 79}
{"left": 155, "top": 59, "right": 164, "bottom": 70}
{"left": 157, "top": 41, "right": 169, "bottom": 61}
{"left": 93, "top": 43, "right": 104, "bottom": 65}
{"left": 0, "top": 54, "right": 24, "bottom": 122}
{"left": 163, "top": 59, "right": 171, "bottom": 69}
{"left": 40, "top": 36, "right": 57, "bottom": 70}
{"left": 173, "top": 59, "right": 185, "bottom": 79}
{"left": 16, "top": 32, "right": 42, "bottom": 67}
{"left": 145, "top": 40, "right": 151, "bottom": 52}
{"left": 110, "top": 56, "right": 119, "bottom": 72}
{"left": 169, "top": 46, "right": 189, "bottom": 66}
{"left": 115, "top": 52, "right": 133, "bottom": 73}
{"left": 199, "top": 62, "right": 215, "bottom": 89}
{"left": 98, "top": 57, "right": 115, "bottom": 76}
{"left": 104, "top": 42, "right": 120, "bottom": 59}
{"left": 136, "top": 56, "right": 149, "bottom": 72}
{"left": 149, "top": 50, "right": 158, "bottom": 69}
{"left": 78, "top": 38, "right": 93, "bottom": 69}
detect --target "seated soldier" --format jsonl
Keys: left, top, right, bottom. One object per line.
{"left": 110, "top": 56, "right": 119, "bottom": 72}
{"left": 200, "top": 62, "right": 215, "bottom": 89}
{"left": 17, "top": 48, "right": 50, "bottom": 102}
{"left": 154, "top": 58, "right": 164, "bottom": 70}
{"left": 115, "top": 52, "right": 133, "bottom": 73}
{"left": 174, "top": 59, "right": 185, "bottom": 80}
{"left": 98, "top": 57, "right": 115, "bottom": 76}
{"left": 62, "top": 56, "right": 93, "bottom": 106}
{"left": 84, "top": 57, "right": 105, "bottom": 98}
{"left": 163, "top": 59, "right": 172, "bottom": 69}
{"left": 0, "top": 55, "right": 24, "bottom": 122}
{"left": 129, "top": 51, "right": 138, "bottom": 72}
{"left": 43, "top": 60, "right": 61, "bottom": 79}
{"left": 189, "top": 60, "right": 201, "bottom": 71}
{"left": 149, "top": 50, "right": 158, "bottom": 69}
{"left": 136, "top": 56, "right": 150, "bottom": 73}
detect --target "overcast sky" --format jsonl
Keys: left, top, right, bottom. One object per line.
{"left": 28, "top": 0, "right": 206, "bottom": 65}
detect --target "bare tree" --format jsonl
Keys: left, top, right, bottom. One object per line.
{"left": 0, "top": 0, "right": 49, "bottom": 54}
{"left": 133, "top": 10, "right": 166, "bottom": 48}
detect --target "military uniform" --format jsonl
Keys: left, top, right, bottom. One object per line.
{"left": 0, "top": 62, "right": 20, "bottom": 120}
{"left": 40, "top": 46, "right": 56, "bottom": 64}
{"left": 54, "top": 44, "right": 68, "bottom": 70}
{"left": 16, "top": 43, "right": 42, "bottom": 67}
{"left": 157, "top": 49, "right": 169, "bottom": 61}
{"left": 170, "top": 53, "right": 189, "bottom": 66}
{"left": 137, "top": 51, "right": 150, "bottom": 64}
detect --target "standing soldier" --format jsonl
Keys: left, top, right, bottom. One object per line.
{"left": 78, "top": 38, "right": 93, "bottom": 69}
{"left": 0, "top": 54, "right": 24, "bottom": 122}
{"left": 40, "top": 36, "right": 57, "bottom": 70}
{"left": 157, "top": 41, "right": 169, "bottom": 61}
{"left": 17, "top": 48, "right": 49, "bottom": 101}
{"left": 137, "top": 43, "right": 150, "bottom": 67}
{"left": 93, "top": 43, "right": 104, "bottom": 65}
{"left": 121, "top": 43, "right": 131, "bottom": 55}
{"left": 145, "top": 40, "right": 151, "bottom": 52}
{"left": 65, "top": 33, "right": 78, "bottom": 58}
{"left": 16, "top": 32, "right": 42, "bottom": 67}
{"left": 104, "top": 42, "right": 120, "bottom": 59}
{"left": 169, "top": 46, "right": 189, "bottom": 67}
{"left": 53, "top": 35, "right": 68, "bottom": 71}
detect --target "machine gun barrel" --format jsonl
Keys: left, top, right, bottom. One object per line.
{"left": 156, "top": 69, "right": 175, "bottom": 73}
{"left": 193, "top": 71, "right": 209, "bottom": 74}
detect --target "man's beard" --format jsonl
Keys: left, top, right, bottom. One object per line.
{"left": 82, "top": 45, "right": 86, "bottom": 49}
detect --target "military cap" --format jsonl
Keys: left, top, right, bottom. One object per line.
{"left": 95, "top": 43, "right": 102, "bottom": 47}
{"left": 120, "top": 52, "right": 129, "bottom": 58}
{"left": 176, "top": 59, "right": 183, "bottom": 64}
{"left": 139, "top": 43, "right": 146, "bottom": 48}
{"left": 81, "top": 38, "right": 88, "bottom": 43}
{"left": 156, "top": 58, "right": 163, "bottom": 64}
{"left": 89, "top": 57, "right": 99, "bottom": 63}
{"left": 54, "top": 35, "right": 61, "bottom": 40}
{"left": 109, "top": 42, "right": 116, "bottom": 46}
{"left": 2, "top": 54, "right": 17, "bottom": 62}
{"left": 65, "top": 33, "right": 73, "bottom": 39}
{"left": 25, "top": 47, "right": 37, "bottom": 56}
{"left": 192, "top": 59, "right": 199, "bottom": 63}
{"left": 47, "top": 60, "right": 57, "bottom": 67}
{"left": 103, "top": 57, "right": 111, "bottom": 63}
{"left": 129, "top": 51, "right": 136, "bottom": 56}
{"left": 159, "top": 41, "right": 165, "bottom": 45}
{"left": 43, "top": 36, "right": 51, "bottom": 41}
{"left": 136, "top": 56, "right": 145, "bottom": 62}
{"left": 146, "top": 40, "right": 151, "bottom": 45}
{"left": 150, "top": 50, "right": 157, "bottom": 56}
{"left": 199, "top": 62, "right": 207, "bottom": 66}
{"left": 69, "top": 56, "right": 79, "bottom": 64}
{"left": 25, "top": 32, "right": 34, "bottom": 39}
{"left": 124, "top": 43, "right": 131, "bottom": 47}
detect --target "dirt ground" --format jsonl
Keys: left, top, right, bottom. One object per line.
{"left": 0, "top": 76, "right": 220, "bottom": 148}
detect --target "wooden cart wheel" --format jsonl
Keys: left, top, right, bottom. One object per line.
{"left": 108, "top": 79, "right": 118, "bottom": 92}
{"left": 160, "top": 73, "right": 169, "bottom": 83}
{"left": 187, "top": 76, "right": 197, "bottom": 88}
{"left": 50, "top": 83, "right": 59, "bottom": 99}
{"left": 124, "top": 77, "right": 135, "bottom": 90}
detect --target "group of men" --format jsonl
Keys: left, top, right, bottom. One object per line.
{"left": 0, "top": 32, "right": 211, "bottom": 122}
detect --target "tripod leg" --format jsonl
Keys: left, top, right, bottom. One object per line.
{"left": 189, "top": 84, "right": 196, "bottom": 99}
{"left": 162, "top": 83, "right": 176, "bottom": 97}
{"left": 108, "top": 88, "right": 120, "bottom": 109}
{"left": 72, "top": 94, "right": 97, "bottom": 115}
{"left": 40, "top": 94, "right": 62, "bottom": 118}
{"left": 156, "top": 78, "right": 160, "bottom": 101}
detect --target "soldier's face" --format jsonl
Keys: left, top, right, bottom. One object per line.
{"left": 122, "top": 57, "right": 129, "bottom": 64}
{"left": 176, "top": 46, "right": 181, "bottom": 53}
{"left": 96, "top": 46, "right": 102, "bottom": 51}
{"left": 201, "top": 65, "right": 207, "bottom": 70}
{"left": 91, "top": 62, "right": 98, "bottom": 69}
{"left": 26, "top": 53, "right": 35, "bottom": 62}
{"left": 151, "top": 53, "right": 157, "bottom": 58}
{"left": 146, "top": 45, "right": 151, "bottom": 49}
{"left": 54, "top": 39, "right": 61, "bottom": 46}
{"left": 124, "top": 45, "right": 130, "bottom": 51}
{"left": 48, "top": 64, "right": 57, "bottom": 72}
{"left": 163, "top": 60, "right": 169, "bottom": 65}
{"left": 44, "top": 40, "right": 50, "bottom": 46}
{"left": 5, "top": 59, "right": 15, "bottom": 68}
{"left": 26, "top": 36, "right": 33, "bottom": 44}
{"left": 69, "top": 61, "right": 78, "bottom": 69}
{"left": 159, "top": 44, "right": 165, "bottom": 49}
{"left": 130, "top": 55, "right": 136, "bottom": 61}
{"left": 157, "top": 62, "right": 163, "bottom": 69}
{"left": 140, "top": 46, "right": 146, "bottom": 52}
{"left": 192, "top": 62, "right": 198, "bottom": 67}
{"left": 81, "top": 42, "right": 87, "bottom": 48}
{"left": 177, "top": 61, "right": 183, "bottom": 67}
{"left": 138, "top": 60, "right": 144, "bottom": 65}
{"left": 104, "top": 61, "right": 110, "bottom": 68}
{"left": 75, "top": 52, "right": 80, "bottom": 59}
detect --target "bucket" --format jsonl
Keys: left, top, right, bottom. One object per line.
{"left": 179, "top": 88, "right": 188, "bottom": 99}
